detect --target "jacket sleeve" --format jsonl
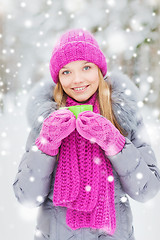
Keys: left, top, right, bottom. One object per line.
{"left": 108, "top": 117, "right": 160, "bottom": 203}
{"left": 13, "top": 129, "right": 57, "bottom": 207}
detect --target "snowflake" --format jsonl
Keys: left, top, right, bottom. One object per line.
{"left": 5, "top": 68, "right": 10, "bottom": 73}
{"left": 29, "top": 176, "right": 35, "bottom": 182}
{"left": 32, "top": 145, "right": 38, "bottom": 152}
{"left": 98, "top": 27, "right": 102, "bottom": 31}
{"left": 136, "top": 172, "right": 143, "bottom": 180}
{"left": 45, "top": 13, "right": 50, "bottom": 18}
{"left": 129, "top": 46, "right": 134, "bottom": 51}
{"left": 36, "top": 42, "right": 41, "bottom": 47}
{"left": 137, "top": 101, "right": 144, "bottom": 108}
{"left": 44, "top": 42, "right": 48, "bottom": 47}
{"left": 40, "top": 82, "right": 45, "bottom": 87}
{"left": 39, "top": 31, "right": 44, "bottom": 36}
{"left": 1, "top": 132, "right": 7, "bottom": 137}
{"left": 70, "top": 13, "right": 75, "bottom": 19}
{"left": 93, "top": 157, "right": 101, "bottom": 165}
{"left": 147, "top": 76, "right": 154, "bottom": 83}
{"left": 46, "top": 0, "right": 52, "bottom": 5}
{"left": 90, "top": 137, "right": 96, "bottom": 144}
{"left": 24, "top": 20, "right": 32, "bottom": 28}
{"left": 125, "top": 89, "right": 132, "bottom": 96}
{"left": 112, "top": 55, "right": 117, "bottom": 60}
{"left": 85, "top": 185, "right": 91, "bottom": 192}
{"left": 58, "top": 11, "right": 62, "bottom": 15}
{"left": 22, "top": 90, "right": 27, "bottom": 94}
{"left": 149, "top": 89, "right": 154, "bottom": 94}
{"left": 107, "top": 176, "right": 114, "bottom": 182}
{"left": 1, "top": 150, "right": 6, "bottom": 156}
{"left": 126, "top": 28, "right": 131, "bottom": 33}
{"left": 20, "top": 2, "right": 26, "bottom": 8}
{"left": 17, "top": 62, "right": 22, "bottom": 68}
{"left": 17, "top": 102, "right": 22, "bottom": 107}
{"left": 8, "top": 108, "right": 13, "bottom": 113}
{"left": 36, "top": 196, "right": 44, "bottom": 203}
{"left": 133, "top": 53, "right": 137, "bottom": 58}
{"left": 2, "top": 49, "right": 7, "bottom": 54}
{"left": 35, "top": 229, "right": 42, "bottom": 237}
{"left": 39, "top": 137, "right": 47, "bottom": 145}
{"left": 37, "top": 116, "right": 44, "bottom": 122}
{"left": 105, "top": 9, "right": 110, "bottom": 14}
{"left": 120, "top": 102, "right": 125, "bottom": 107}
{"left": 27, "top": 79, "right": 32, "bottom": 85}
{"left": 135, "top": 78, "right": 141, "bottom": 83}
{"left": 120, "top": 196, "right": 127, "bottom": 203}
{"left": 107, "top": 0, "right": 115, "bottom": 7}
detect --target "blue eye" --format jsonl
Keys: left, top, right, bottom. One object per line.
{"left": 63, "top": 70, "right": 70, "bottom": 75}
{"left": 84, "top": 66, "right": 90, "bottom": 71}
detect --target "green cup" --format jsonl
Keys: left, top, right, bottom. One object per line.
{"left": 60, "top": 105, "right": 93, "bottom": 119}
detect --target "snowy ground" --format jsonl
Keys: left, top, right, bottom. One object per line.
{"left": 0, "top": 92, "right": 160, "bottom": 240}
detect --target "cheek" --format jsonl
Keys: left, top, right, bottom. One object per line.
{"left": 59, "top": 78, "right": 71, "bottom": 89}
{"left": 89, "top": 76, "right": 99, "bottom": 87}
{"left": 88, "top": 69, "right": 99, "bottom": 84}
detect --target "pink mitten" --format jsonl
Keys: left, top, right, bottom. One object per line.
{"left": 35, "top": 109, "right": 76, "bottom": 156}
{"left": 76, "top": 111, "right": 125, "bottom": 156}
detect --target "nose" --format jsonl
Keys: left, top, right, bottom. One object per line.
{"left": 73, "top": 72, "right": 84, "bottom": 85}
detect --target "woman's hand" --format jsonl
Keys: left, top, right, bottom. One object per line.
{"left": 35, "top": 109, "right": 76, "bottom": 156}
{"left": 76, "top": 111, "right": 125, "bottom": 156}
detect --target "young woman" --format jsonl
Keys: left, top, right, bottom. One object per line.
{"left": 13, "top": 29, "right": 160, "bottom": 240}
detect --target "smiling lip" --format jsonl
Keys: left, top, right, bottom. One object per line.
{"left": 72, "top": 85, "right": 89, "bottom": 92}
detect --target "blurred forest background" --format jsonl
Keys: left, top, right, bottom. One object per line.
{"left": 0, "top": 1, "right": 160, "bottom": 240}
{"left": 0, "top": 0, "right": 160, "bottom": 114}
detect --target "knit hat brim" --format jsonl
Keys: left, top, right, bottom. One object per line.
{"left": 49, "top": 41, "right": 107, "bottom": 84}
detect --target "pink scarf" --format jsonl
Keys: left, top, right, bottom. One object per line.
{"left": 53, "top": 92, "right": 116, "bottom": 235}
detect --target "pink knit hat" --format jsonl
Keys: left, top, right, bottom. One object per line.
{"left": 49, "top": 29, "right": 107, "bottom": 84}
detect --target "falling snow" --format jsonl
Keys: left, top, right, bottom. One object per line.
{"left": 36, "top": 196, "right": 44, "bottom": 203}
{"left": 85, "top": 185, "right": 91, "bottom": 192}
{"left": 37, "top": 116, "right": 44, "bottom": 123}
{"left": 31, "top": 145, "right": 38, "bottom": 152}
{"left": 35, "top": 229, "right": 42, "bottom": 237}
{"left": 136, "top": 172, "right": 143, "bottom": 180}
{"left": 107, "top": 175, "right": 114, "bottom": 182}
{"left": 29, "top": 176, "right": 35, "bottom": 182}
{"left": 120, "top": 196, "right": 128, "bottom": 203}
{"left": 93, "top": 157, "right": 102, "bottom": 165}
{"left": 1, "top": 0, "right": 160, "bottom": 240}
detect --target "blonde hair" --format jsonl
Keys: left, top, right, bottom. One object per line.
{"left": 53, "top": 69, "right": 127, "bottom": 136}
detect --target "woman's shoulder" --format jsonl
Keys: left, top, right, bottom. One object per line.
{"left": 105, "top": 71, "right": 141, "bottom": 133}
{"left": 107, "top": 71, "right": 140, "bottom": 102}
{"left": 26, "top": 79, "right": 57, "bottom": 131}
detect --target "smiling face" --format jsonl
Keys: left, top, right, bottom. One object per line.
{"left": 58, "top": 60, "right": 100, "bottom": 102}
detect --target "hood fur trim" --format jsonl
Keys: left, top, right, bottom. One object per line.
{"left": 26, "top": 71, "right": 141, "bottom": 133}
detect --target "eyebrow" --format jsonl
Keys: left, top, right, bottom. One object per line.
{"left": 61, "top": 61, "right": 91, "bottom": 69}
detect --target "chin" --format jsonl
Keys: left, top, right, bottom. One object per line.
{"left": 74, "top": 96, "right": 90, "bottom": 103}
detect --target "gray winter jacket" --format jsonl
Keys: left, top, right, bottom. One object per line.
{"left": 13, "top": 72, "right": 160, "bottom": 240}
